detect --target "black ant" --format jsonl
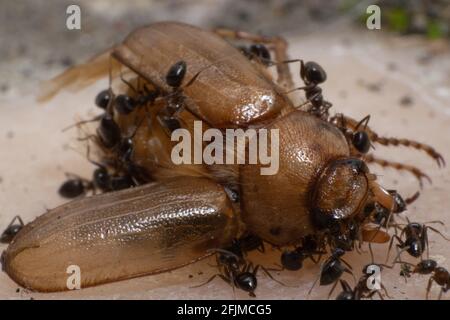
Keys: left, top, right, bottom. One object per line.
{"left": 89, "top": 157, "right": 136, "bottom": 193}
{"left": 328, "top": 220, "right": 361, "bottom": 252}
{"left": 280, "top": 235, "right": 324, "bottom": 271}
{"left": 95, "top": 89, "right": 112, "bottom": 110}
{"left": 96, "top": 112, "right": 122, "bottom": 149}
{"left": 0, "top": 216, "right": 24, "bottom": 244}
{"left": 287, "top": 60, "right": 331, "bottom": 118}
{"left": 369, "top": 191, "right": 418, "bottom": 232}
{"left": 239, "top": 44, "right": 272, "bottom": 66}
{"left": 157, "top": 60, "right": 208, "bottom": 134}
{"left": 331, "top": 114, "right": 373, "bottom": 154}
{"left": 396, "top": 259, "right": 449, "bottom": 299}
{"left": 58, "top": 175, "right": 93, "bottom": 198}
{"left": 309, "top": 248, "right": 354, "bottom": 297}
{"left": 387, "top": 221, "right": 450, "bottom": 260}
{"left": 425, "top": 265, "right": 449, "bottom": 300}
{"left": 336, "top": 263, "right": 390, "bottom": 300}
{"left": 114, "top": 74, "right": 160, "bottom": 115}
{"left": 193, "top": 236, "right": 279, "bottom": 297}
{"left": 95, "top": 110, "right": 150, "bottom": 185}
{"left": 227, "top": 233, "right": 265, "bottom": 258}
{"left": 61, "top": 88, "right": 114, "bottom": 133}
{"left": 192, "top": 248, "right": 260, "bottom": 297}
{"left": 157, "top": 61, "right": 189, "bottom": 133}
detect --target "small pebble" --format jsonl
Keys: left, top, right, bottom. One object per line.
{"left": 367, "top": 82, "right": 381, "bottom": 92}
{"left": 400, "top": 95, "right": 414, "bottom": 107}
{"left": 387, "top": 62, "right": 397, "bottom": 71}
{"left": 0, "top": 83, "right": 9, "bottom": 93}
{"left": 60, "top": 56, "right": 74, "bottom": 67}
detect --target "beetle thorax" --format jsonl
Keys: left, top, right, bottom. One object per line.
{"left": 239, "top": 111, "right": 351, "bottom": 245}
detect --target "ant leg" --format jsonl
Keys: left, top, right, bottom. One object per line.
{"left": 375, "top": 291, "right": 385, "bottom": 300}
{"left": 62, "top": 114, "right": 103, "bottom": 132}
{"left": 392, "top": 247, "right": 413, "bottom": 267}
{"left": 425, "top": 226, "right": 450, "bottom": 241}
{"left": 213, "top": 28, "right": 293, "bottom": 89}
{"left": 364, "top": 154, "right": 431, "bottom": 188}
{"left": 8, "top": 216, "right": 24, "bottom": 229}
{"left": 426, "top": 277, "right": 434, "bottom": 300}
{"left": 343, "top": 267, "right": 356, "bottom": 284}
{"left": 381, "top": 283, "right": 392, "bottom": 299}
{"left": 258, "top": 265, "right": 292, "bottom": 287}
{"left": 190, "top": 273, "right": 230, "bottom": 289}
{"left": 119, "top": 68, "right": 138, "bottom": 94}
{"left": 437, "top": 287, "right": 444, "bottom": 300}
{"left": 341, "top": 258, "right": 353, "bottom": 271}
{"left": 368, "top": 243, "right": 375, "bottom": 263}
{"left": 327, "top": 280, "right": 340, "bottom": 299}
{"left": 385, "top": 235, "right": 404, "bottom": 263}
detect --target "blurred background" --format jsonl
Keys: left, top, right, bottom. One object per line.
{"left": 1, "top": 0, "right": 450, "bottom": 94}
{"left": 0, "top": 0, "right": 449, "bottom": 300}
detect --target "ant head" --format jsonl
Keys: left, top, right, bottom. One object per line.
{"left": 281, "top": 250, "right": 303, "bottom": 271}
{"left": 352, "top": 115, "right": 372, "bottom": 154}
{"left": 333, "top": 233, "right": 353, "bottom": 252}
{"left": 333, "top": 247, "right": 346, "bottom": 258}
{"left": 336, "top": 291, "right": 354, "bottom": 300}
{"left": 95, "top": 89, "right": 111, "bottom": 109}
{"left": 215, "top": 249, "right": 240, "bottom": 267}
{"left": 236, "top": 272, "right": 257, "bottom": 294}
{"left": 416, "top": 259, "right": 437, "bottom": 274}
{"left": 388, "top": 190, "right": 407, "bottom": 213}
{"left": 93, "top": 167, "right": 110, "bottom": 191}
{"left": 301, "top": 61, "right": 327, "bottom": 85}
{"left": 336, "top": 280, "right": 355, "bottom": 300}
{"left": 352, "top": 131, "right": 370, "bottom": 154}
{"left": 249, "top": 44, "right": 271, "bottom": 62}
{"left": 58, "top": 179, "right": 85, "bottom": 198}
{"left": 166, "top": 60, "right": 187, "bottom": 88}
{"left": 115, "top": 94, "right": 136, "bottom": 115}
{"left": 302, "top": 234, "right": 319, "bottom": 252}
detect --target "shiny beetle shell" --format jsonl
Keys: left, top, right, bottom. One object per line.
{"left": 3, "top": 177, "right": 237, "bottom": 292}
{"left": 111, "top": 22, "right": 293, "bottom": 128}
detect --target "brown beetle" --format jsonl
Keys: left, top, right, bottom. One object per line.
{"left": 2, "top": 22, "right": 443, "bottom": 292}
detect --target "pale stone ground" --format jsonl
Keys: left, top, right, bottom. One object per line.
{"left": 0, "top": 0, "right": 449, "bottom": 300}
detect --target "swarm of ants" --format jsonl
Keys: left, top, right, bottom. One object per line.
{"left": 1, "top": 24, "right": 449, "bottom": 299}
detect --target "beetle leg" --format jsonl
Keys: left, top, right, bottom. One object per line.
{"left": 364, "top": 154, "right": 432, "bottom": 188}
{"left": 213, "top": 28, "right": 294, "bottom": 89}
{"left": 370, "top": 135, "right": 445, "bottom": 167}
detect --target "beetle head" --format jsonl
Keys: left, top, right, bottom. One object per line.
{"left": 311, "top": 158, "right": 370, "bottom": 229}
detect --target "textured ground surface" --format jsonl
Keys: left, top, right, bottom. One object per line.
{"left": 0, "top": 0, "right": 449, "bottom": 300}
